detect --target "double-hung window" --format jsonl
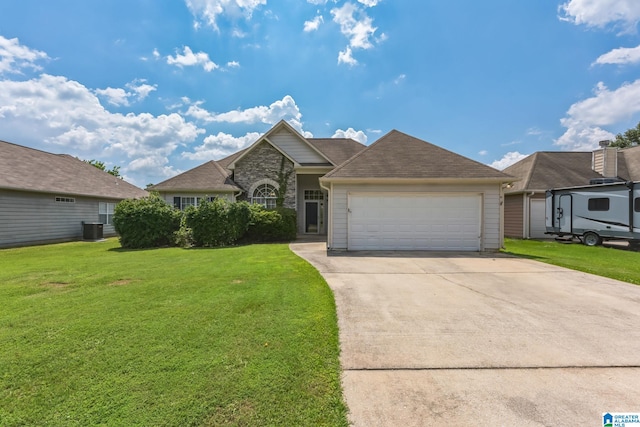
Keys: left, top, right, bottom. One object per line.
{"left": 99, "top": 202, "right": 116, "bottom": 225}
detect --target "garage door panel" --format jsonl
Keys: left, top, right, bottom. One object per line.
{"left": 348, "top": 194, "right": 481, "bottom": 251}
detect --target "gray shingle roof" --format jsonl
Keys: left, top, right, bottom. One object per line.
{"left": 503, "top": 152, "right": 606, "bottom": 193}
{"left": 148, "top": 160, "right": 241, "bottom": 192}
{"left": 307, "top": 138, "right": 366, "bottom": 166}
{"left": 0, "top": 140, "right": 147, "bottom": 199}
{"left": 620, "top": 145, "right": 640, "bottom": 181}
{"left": 323, "top": 130, "right": 512, "bottom": 180}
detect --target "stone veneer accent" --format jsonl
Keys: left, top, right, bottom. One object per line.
{"left": 234, "top": 141, "right": 296, "bottom": 209}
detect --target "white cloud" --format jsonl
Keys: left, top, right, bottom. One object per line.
{"left": 393, "top": 74, "right": 406, "bottom": 85}
{"left": 563, "top": 81, "right": 640, "bottom": 128}
{"left": 226, "top": 60, "right": 240, "bottom": 68}
{"left": 489, "top": 152, "right": 528, "bottom": 170}
{"left": 307, "top": 0, "right": 327, "bottom": 4}
{"left": 185, "top": 95, "right": 306, "bottom": 130}
{"left": 593, "top": 44, "right": 640, "bottom": 66}
{"left": 182, "top": 131, "right": 260, "bottom": 160}
{"left": 95, "top": 87, "right": 131, "bottom": 106}
{"left": 331, "top": 3, "right": 377, "bottom": 50}
{"left": 153, "top": 48, "right": 160, "bottom": 59}
{"left": 0, "top": 35, "right": 48, "bottom": 75}
{"left": 478, "top": 150, "right": 488, "bottom": 156}
{"left": 332, "top": 127, "right": 367, "bottom": 144}
{"left": 127, "top": 79, "right": 157, "bottom": 100}
{"left": 184, "top": 0, "right": 267, "bottom": 32}
{"left": 0, "top": 74, "right": 203, "bottom": 186}
{"left": 555, "top": 125, "right": 615, "bottom": 151}
{"left": 94, "top": 79, "right": 157, "bottom": 107}
{"left": 167, "top": 46, "right": 218, "bottom": 72}
{"left": 555, "top": 80, "right": 640, "bottom": 150}
{"left": 358, "top": 0, "right": 380, "bottom": 6}
{"left": 559, "top": 0, "right": 640, "bottom": 31}
{"left": 338, "top": 46, "right": 357, "bottom": 66}
{"left": 304, "top": 15, "right": 324, "bottom": 32}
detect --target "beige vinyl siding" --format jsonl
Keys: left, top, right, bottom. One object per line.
{"left": 504, "top": 194, "right": 524, "bottom": 238}
{"left": 0, "top": 190, "right": 116, "bottom": 248}
{"left": 268, "top": 128, "right": 327, "bottom": 164}
{"left": 328, "top": 183, "right": 502, "bottom": 251}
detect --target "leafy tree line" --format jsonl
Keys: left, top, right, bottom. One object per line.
{"left": 84, "top": 159, "right": 122, "bottom": 178}
{"left": 610, "top": 121, "right": 640, "bottom": 148}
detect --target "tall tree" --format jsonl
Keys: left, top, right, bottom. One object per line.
{"left": 85, "top": 159, "right": 122, "bottom": 178}
{"left": 610, "top": 121, "right": 640, "bottom": 148}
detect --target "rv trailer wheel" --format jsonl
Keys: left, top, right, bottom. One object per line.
{"left": 582, "top": 232, "right": 601, "bottom": 247}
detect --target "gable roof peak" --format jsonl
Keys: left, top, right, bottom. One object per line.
{"left": 323, "top": 129, "right": 512, "bottom": 181}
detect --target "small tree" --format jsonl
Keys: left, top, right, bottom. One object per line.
{"left": 113, "top": 193, "right": 181, "bottom": 248}
{"left": 611, "top": 122, "right": 640, "bottom": 148}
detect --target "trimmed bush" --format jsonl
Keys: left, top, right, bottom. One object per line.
{"left": 185, "top": 199, "right": 251, "bottom": 247}
{"left": 113, "top": 193, "right": 181, "bottom": 249}
{"left": 247, "top": 205, "right": 297, "bottom": 242}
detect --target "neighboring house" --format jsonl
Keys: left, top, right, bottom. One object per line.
{"left": 502, "top": 143, "right": 640, "bottom": 239}
{"left": 0, "top": 140, "right": 148, "bottom": 248}
{"left": 152, "top": 121, "right": 514, "bottom": 251}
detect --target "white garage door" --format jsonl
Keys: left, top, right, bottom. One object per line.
{"left": 529, "top": 199, "right": 547, "bottom": 239}
{"left": 348, "top": 193, "right": 481, "bottom": 251}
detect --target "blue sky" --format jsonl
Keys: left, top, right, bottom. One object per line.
{"left": 1, "top": 0, "right": 640, "bottom": 187}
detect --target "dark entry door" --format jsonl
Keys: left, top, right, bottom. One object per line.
{"left": 305, "top": 201, "right": 319, "bottom": 233}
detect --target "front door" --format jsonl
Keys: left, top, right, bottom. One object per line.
{"left": 305, "top": 201, "right": 319, "bottom": 233}
{"left": 558, "top": 194, "right": 572, "bottom": 234}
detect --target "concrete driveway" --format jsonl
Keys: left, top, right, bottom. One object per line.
{"left": 290, "top": 242, "right": 640, "bottom": 426}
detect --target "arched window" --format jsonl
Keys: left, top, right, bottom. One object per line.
{"left": 252, "top": 183, "right": 278, "bottom": 209}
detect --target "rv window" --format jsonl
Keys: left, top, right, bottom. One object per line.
{"left": 588, "top": 197, "right": 609, "bottom": 211}
{"left": 635, "top": 198, "right": 640, "bottom": 212}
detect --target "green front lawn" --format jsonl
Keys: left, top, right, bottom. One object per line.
{"left": 503, "top": 238, "right": 640, "bottom": 285}
{"left": 0, "top": 239, "right": 347, "bottom": 426}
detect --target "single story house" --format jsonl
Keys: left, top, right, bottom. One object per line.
{"left": 502, "top": 143, "right": 640, "bottom": 239}
{"left": 151, "top": 120, "right": 514, "bottom": 251}
{"left": 0, "top": 140, "right": 148, "bottom": 248}
{"left": 150, "top": 120, "right": 366, "bottom": 236}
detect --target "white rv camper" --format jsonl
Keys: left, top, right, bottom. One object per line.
{"left": 545, "top": 181, "right": 640, "bottom": 246}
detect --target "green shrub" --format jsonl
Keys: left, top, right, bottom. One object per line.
{"left": 247, "top": 205, "right": 297, "bottom": 242}
{"left": 113, "top": 193, "right": 181, "bottom": 248}
{"left": 185, "top": 199, "right": 251, "bottom": 247}
{"left": 174, "top": 214, "right": 193, "bottom": 248}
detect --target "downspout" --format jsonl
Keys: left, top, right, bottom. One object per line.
{"left": 500, "top": 184, "right": 505, "bottom": 249}
{"left": 319, "top": 180, "right": 332, "bottom": 250}
{"left": 628, "top": 181, "right": 635, "bottom": 233}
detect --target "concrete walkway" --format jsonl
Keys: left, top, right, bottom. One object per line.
{"left": 290, "top": 242, "right": 640, "bottom": 426}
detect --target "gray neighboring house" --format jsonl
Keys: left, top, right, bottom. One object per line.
{"left": 0, "top": 140, "right": 148, "bottom": 248}
{"left": 502, "top": 144, "right": 640, "bottom": 239}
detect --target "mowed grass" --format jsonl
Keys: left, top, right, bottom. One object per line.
{"left": 0, "top": 239, "right": 347, "bottom": 426}
{"left": 503, "top": 238, "right": 640, "bottom": 285}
